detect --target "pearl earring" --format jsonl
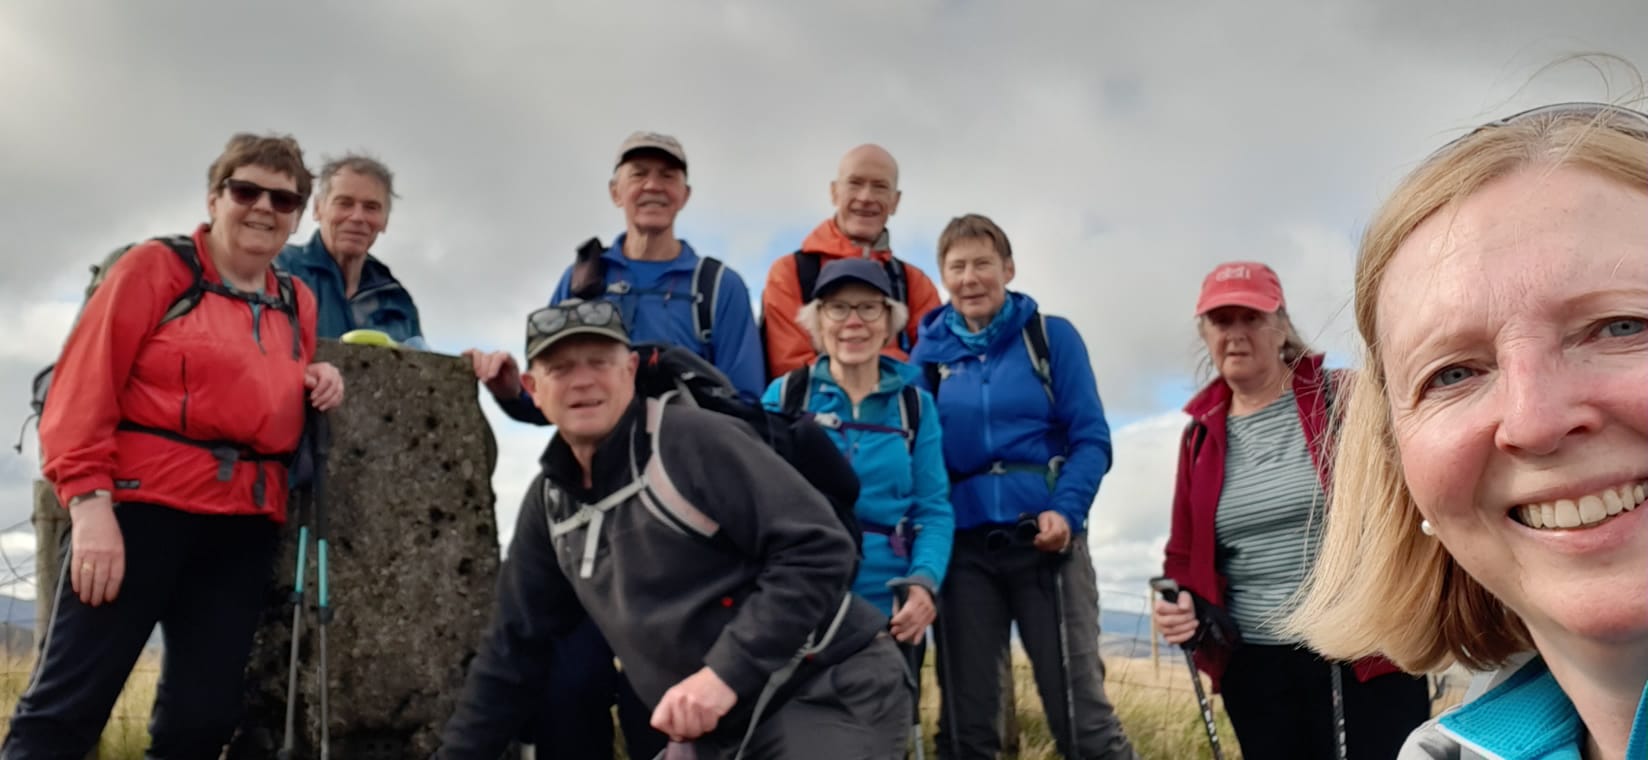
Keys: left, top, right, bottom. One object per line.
{"left": 1420, "top": 519, "right": 1435, "bottom": 537}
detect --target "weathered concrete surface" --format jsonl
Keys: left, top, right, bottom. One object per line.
{"left": 229, "top": 342, "right": 501, "bottom": 759}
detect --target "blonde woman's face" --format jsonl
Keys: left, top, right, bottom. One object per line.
{"left": 1377, "top": 165, "right": 1648, "bottom": 647}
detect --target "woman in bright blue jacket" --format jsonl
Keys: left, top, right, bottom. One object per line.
{"left": 908, "top": 214, "right": 1138, "bottom": 760}
{"left": 762, "top": 258, "right": 953, "bottom": 637}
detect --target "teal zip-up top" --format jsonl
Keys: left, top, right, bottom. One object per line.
{"left": 761, "top": 356, "right": 953, "bottom": 615}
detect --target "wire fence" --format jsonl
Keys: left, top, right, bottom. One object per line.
{"left": 0, "top": 510, "right": 1470, "bottom": 753}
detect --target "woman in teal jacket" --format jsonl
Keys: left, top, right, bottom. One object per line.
{"left": 762, "top": 258, "right": 952, "bottom": 633}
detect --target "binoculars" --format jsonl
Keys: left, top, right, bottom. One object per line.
{"left": 986, "top": 513, "right": 1041, "bottom": 552}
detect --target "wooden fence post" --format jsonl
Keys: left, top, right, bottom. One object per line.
{"left": 31, "top": 479, "right": 98, "bottom": 760}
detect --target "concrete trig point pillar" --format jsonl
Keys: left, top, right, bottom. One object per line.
{"left": 228, "top": 342, "right": 502, "bottom": 759}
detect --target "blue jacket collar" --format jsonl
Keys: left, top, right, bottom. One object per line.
{"left": 915, "top": 291, "right": 1040, "bottom": 363}
{"left": 603, "top": 233, "right": 700, "bottom": 274}
{"left": 810, "top": 355, "right": 920, "bottom": 398}
{"left": 289, "top": 231, "right": 398, "bottom": 291}
{"left": 1439, "top": 656, "right": 1648, "bottom": 759}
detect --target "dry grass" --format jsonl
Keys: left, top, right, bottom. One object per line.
{"left": 2, "top": 647, "right": 1458, "bottom": 759}
{"left": 906, "top": 648, "right": 1244, "bottom": 760}
{"left": 0, "top": 653, "right": 160, "bottom": 757}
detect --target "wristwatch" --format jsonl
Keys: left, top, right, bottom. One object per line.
{"left": 68, "top": 489, "right": 111, "bottom": 507}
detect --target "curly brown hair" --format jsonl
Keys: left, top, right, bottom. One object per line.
{"left": 206, "top": 132, "right": 314, "bottom": 202}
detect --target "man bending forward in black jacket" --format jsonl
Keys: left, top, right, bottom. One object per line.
{"left": 438, "top": 299, "right": 909, "bottom": 760}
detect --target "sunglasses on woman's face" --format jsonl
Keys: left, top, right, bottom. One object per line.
{"left": 222, "top": 178, "right": 305, "bottom": 214}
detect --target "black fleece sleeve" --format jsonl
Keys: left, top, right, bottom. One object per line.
{"left": 665, "top": 410, "right": 856, "bottom": 700}
{"left": 435, "top": 475, "right": 585, "bottom": 758}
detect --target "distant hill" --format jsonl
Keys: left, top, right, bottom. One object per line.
{"left": 0, "top": 594, "right": 33, "bottom": 630}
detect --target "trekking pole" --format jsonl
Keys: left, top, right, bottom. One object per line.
{"left": 1149, "top": 577, "right": 1224, "bottom": 760}
{"left": 1049, "top": 553, "right": 1078, "bottom": 758}
{"left": 1330, "top": 662, "right": 1348, "bottom": 760}
{"left": 889, "top": 581, "right": 926, "bottom": 760}
{"left": 311, "top": 410, "right": 334, "bottom": 760}
{"left": 277, "top": 452, "right": 312, "bottom": 760}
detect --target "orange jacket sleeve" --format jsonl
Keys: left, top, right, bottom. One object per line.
{"left": 40, "top": 244, "right": 185, "bottom": 506}
{"left": 902, "top": 266, "right": 943, "bottom": 352}
{"left": 761, "top": 254, "right": 816, "bottom": 380}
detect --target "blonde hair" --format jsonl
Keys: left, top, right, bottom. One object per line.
{"left": 795, "top": 297, "right": 910, "bottom": 355}
{"left": 1287, "top": 102, "right": 1648, "bottom": 672}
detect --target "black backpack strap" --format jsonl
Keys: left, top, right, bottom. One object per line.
{"left": 1021, "top": 310, "right": 1055, "bottom": 406}
{"left": 274, "top": 270, "right": 302, "bottom": 359}
{"left": 778, "top": 367, "right": 812, "bottom": 417}
{"left": 691, "top": 256, "right": 724, "bottom": 357}
{"left": 155, "top": 236, "right": 207, "bottom": 327}
{"left": 569, "top": 237, "right": 608, "bottom": 300}
{"left": 897, "top": 385, "right": 921, "bottom": 452}
{"left": 883, "top": 258, "right": 912, "bottom": 353}
{"left": 922, "top": 363, "right": 944, "bottom": 402}
{"left": 793, "top": 251, "right": 824, "bottom": 302}
{"left": 1186, "top": 419, "right": 1209, "bottom": 461}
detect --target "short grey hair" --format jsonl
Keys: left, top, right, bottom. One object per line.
{"left": 795, "top": 297, "right": 910, "bottom": 354}
{"left": 317, "top": 153, "right": 398, "bottom": 209}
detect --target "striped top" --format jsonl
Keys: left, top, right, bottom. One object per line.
{"left": 1214, "top": 390, "right": 1325, "bottom": 645}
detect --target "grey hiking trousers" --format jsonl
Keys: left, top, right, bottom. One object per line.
{"left": 694, "top": 632, "right": 911, "bottom": 760}
{"left": 933, "top": 532, "right": 1139, "bottom": 760}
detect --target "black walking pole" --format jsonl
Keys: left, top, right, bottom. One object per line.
{"left": 1150, "top": 577, "right": 1225, "bottom": 760}
{"left": 889, "top": 580, "right": 928, "bottom": 760}
{"left": 1330, "top": 662, "right": 1348, "bottom": 760}
{"left": 1049, "top": 552, "right": 1079, "bottom": 758}
{"left": 311, "top": 410, "right": 333, "bottom": 760}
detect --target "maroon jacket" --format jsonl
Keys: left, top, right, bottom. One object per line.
{"left": 1162, "top": 353, "right": 1399, "bottom": 692}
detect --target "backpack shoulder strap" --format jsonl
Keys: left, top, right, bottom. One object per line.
{"left": 274, "top": 270, "right": 302, "bottom": 359}
{"left": 1021, "top": 310, "right": 1055, "bottom": 405}
{"left": 922, "top": 362, "right": 944, "bottom": 402}
{"left": 778, "top": 367, "right": 812, "bottom": 417}
{"left": 898, "top": 385, "right": 921, "bottom": 452}
{"left": 155, "top": 236, "right": 207, "bottom": 327}
{"left": 882, "top": 257, "right": 913, "bottom": 353}
{"left": 1185, "top": 419, "right": 1210, "bottom": 461}
{"left": 690, "top": 256, "right": 724, "bottom": 351}
{"left": 793, "top": 251, "right": 823, "bottom": 302}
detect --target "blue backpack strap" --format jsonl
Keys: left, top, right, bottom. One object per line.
{"left": 690, "top": 256, "right": 724, "bottom": 357}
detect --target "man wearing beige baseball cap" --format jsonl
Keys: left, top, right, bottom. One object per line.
{"left": 461, "top": 132, "right": 766, "bottom": 758}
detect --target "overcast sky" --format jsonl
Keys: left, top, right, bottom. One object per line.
{"left": 1, "top": 1, "right": 1644, "bottom": 605}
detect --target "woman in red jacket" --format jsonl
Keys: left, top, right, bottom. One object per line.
{"left": 4, "top": 133, "right": 344, "bottom": 759}
{"left": 1150, "top": 261, "right": 1425, "bottom": 759}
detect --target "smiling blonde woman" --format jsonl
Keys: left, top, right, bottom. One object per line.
{"left": 1288, "top": 101, "right": 1648, "bottom": 759}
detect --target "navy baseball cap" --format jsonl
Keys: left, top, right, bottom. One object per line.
{"left": 812, "top": 258, "right": 893, "bottom": 300}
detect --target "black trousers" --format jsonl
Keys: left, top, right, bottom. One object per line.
{"left": 528, "top": 614, "right": 667, "bottom": 759}
{"left": 1221, "top": 644, "right": 1430, "bottom": 760}
{"left": 2, "top": 502, "right": 278, "bottom": 760}
{"left": 933, "top": 531, "right": 1138, "bottom": 760}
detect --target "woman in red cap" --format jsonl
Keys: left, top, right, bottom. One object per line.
{"left": 1150, "top": 261, "right": 1428, "bottom": 759}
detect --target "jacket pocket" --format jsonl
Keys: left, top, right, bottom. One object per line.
{"left": 178, "top": 357, "right": 190, "bottom": 433}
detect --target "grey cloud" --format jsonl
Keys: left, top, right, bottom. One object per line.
{"left": 1, "top": 0, "right": 1642, "bottom": 583}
